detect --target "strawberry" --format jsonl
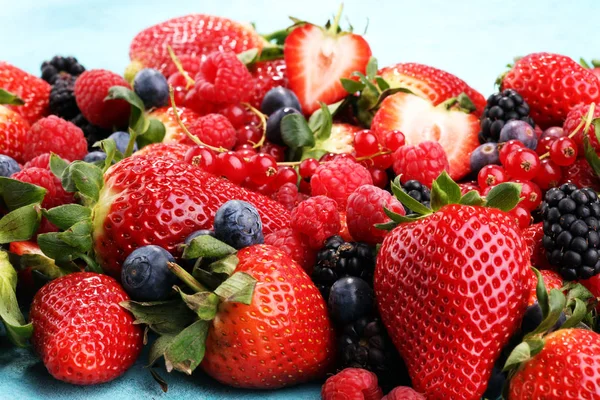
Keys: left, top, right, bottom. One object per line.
{"left": 522, "top": 222, "right": 553, "bottom": 270}
{"left": 508, "top": 329, "right": 600, "bottom": 399}
{"left": 128, "top": 14, "right": 264, "bottom": 76}
{"left": 284, "top": 11, "right": 372, "bottom": 114}
{"left": 248, "top": 59, "right": 288, "bottom": 108}
{"left": 560, "top": 158, "right": 600, "bottom": 191}
{"left": 379, "top": 62, "right": 486, "bottom": 115}
{"left": 29, "top": 272, "right": 143, "bottom": 385}
{"left": 526, "top": 269, "right": 563, "bottom": 306}
{"left": 375, "top": 204, "right": 530, "bottom": 399}
{"left": 9, "top": 241, "right": 45, "bottom": 299}
{"left": 0, "top": 105, "right": 30, "bottom": 163}
{"left": 371, "top": 91, "right": 480, "bottom": 180}
{"left": 500, "top": 53, "right": 600, "bottom": 128}
{"left": 148, "top": 106, "right": 203, "bottom": 145}
{"left": 0, "top": 61, "right": 51, "bottom": 124}
{"left": 133, "top": 142, "right": 191, "bottom": 161}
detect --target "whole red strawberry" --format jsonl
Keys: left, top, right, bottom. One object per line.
{"left": 24, "top": 115, "right": 87, "bottom": 162}
{"left": 321, "top": 368, "right": 383, "bottom": 400}
{"left": 375, "top": 204, "right": 530, "bottom": 399}
{"left": 29, "top": 272, "right": 143, "bottom": 385}
{"left": 74, "top": 69, "right": 130, "bottom": 128}
{"left": 508, "top": 329, "right": 600, "bottom": 399}
{"left": 501, "top": 53, "right": 600, "bottom": 128}
{"left": 0, "top": 61, "right": 51, "bottom": 124}
{"left": 0, "top": 105, "right": 30, "bottom": 163}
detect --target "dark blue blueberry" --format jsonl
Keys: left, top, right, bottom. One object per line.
{"left": 482, "top": 363, "right": 505, "bottom": 400}
{"left": 521, "top": 302, "right": 566, "bottom": 335}
{"left": 121, "top": 245, "right": 177, "bottom": 301}
{"left": 214, "top": 200, "right": 264, "bottom": 249}
{"left": 133, "top": 68, "right": 169, "bottom": 109}
{"left": 328, "top": 276, "right": 373, "bottom": 325}
{"left": 469, "top": 143, "right": 499, "bottom": 174}
{"left": 260, "top": 87, "right": 302, "bottom": 116}
{"left": 83, "top": 151, "right": 107, "bottom": 163}
{"left": 265, "top": 107, "right": 301, "bottom": 146}
{"left": 499, "top": 120, "right": 538, "bottom": 150}
{"left": 0, "top": 155, "right": 20, "bottom": 177}
{"left": 183, "top": 229, "right": 215, "bottom": 268}
{"left": 108, "top": 131, "right": 138, "bottom": 154}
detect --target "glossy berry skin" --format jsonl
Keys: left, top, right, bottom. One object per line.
{"left": 291, "top": 196, "right": 341, "bottom": 249}
{"left": 560, "top": 158, "right": 600, "bottom": 192}
{"left": 383, "top": 130, "right": 405, "bottom": 151}
{"left": 260, "top": 86, "right": 302, "bottom": 115}
{"left": 184, "top": 145, "right": 217, "bottom": 174}
{"left": 498, "top": 139, "right": 525, "bottom": 165}
{"left": 248, "top": 59, "right": 289, "bottom": 109}
{"left": 133, "top": 68, "right": 169, "bottom": 109}
{"left": 549, "top": 136, "right": 577, "bottom": 166}
{"left": 25, "top": 115, "right": 88, "bottom": 162}
{"left": 369, "top": 167, "right": 387, "bottom": 189}
{"left": 29, "top": 273, "right": 143, "bottom": 385}
{"left": 84, "top": 151, "right": 107, "bottom": 164}
{"left": 216, "top": 151, "right": 247, "bottom": 184}
{"left": 0, "top": 154, "right": 20, "bottom": 177}
{"left": 108, "top": 131, "right": 138, "bottom": 154}
{"left": 213, "top": 200, "right": 264, "bottom": 249}
{"left": 509, "top": 205, "right": 532, "bottom": 229}
{"left": 504, "top": 148, "right": 540, "bottom": 180}
{"left": 321, "top": 368, "right": 383, "bottom": 400}
{"left": 248, "top": 153, "right": 277, "bottom": 185}
{"left": 541, "top": 126, "right": 565, "bottom": 140}
{"left": 515, "top": 180, "right": 542, "bottom": 211}
{"left": 375, "top": 205, "right": 530, "bottom": 399}
{"left": 509, "top": 329, "right": 600, "bottom": 399}
{"left": 201, "top": 245, "right": 335, "bottom": 388}
{"left": 0, "top": 105, "right": 30, "bottom": 163}
{"left": 265, "top": 107, "right": 301, "bottom": 145}
{"left": 477, "top": 165, "right": 507, "bottom": 189}
{"left": 564, "top": 103, "right": 600, "bottom": 151}
{"left": 328, "top": 277, "right": 374, "bottom": 325}
{"left": 354, "top": 130, "right": 380, "bottom": 156}
{"left": 469, "top": 142, "right": 499, "bottom": 175}
{"left": 383, "top": 386, "right": 426, "bottom": 400}
{"left": 299, "top": 158, "right": 319, "bottom": 179}
{"left": 522, "top": 222, "right": 552, "bottom": 269}
{"left": 533, "top": 159, "right": 562, "bottom": 190}
{"left": 536, "top": 136, "right": 555, "bottom": 156}
{"left": 0, "top": 61, "right": 51, "bottom": 124}
{"left": 498, "top": 120, "right": 538, "bottom": 150}
{"left": 311, "top": 158, "right": 373, "bottom": 210}
{"left": 121, "top": 245, "right": 177, "bottom": 301}
{"left": 12, "top": 167, "right": 74, "bottom": 209}
{"left": 392, "top": 141, "right": 449, "bottom": 187}
{"left": 193, "top": 51, "right": 254, "bottom": 105}
{"left": 264, "top": 227, "right": 315, "bottom": 273}
{"left": 271, "top": 166, "right": 297, "bottom": 189}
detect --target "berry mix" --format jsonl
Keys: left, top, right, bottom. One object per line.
{"left": 1, "top": 8, "right": 600, "bottom": 400}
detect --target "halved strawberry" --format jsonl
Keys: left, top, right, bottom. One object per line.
{"left": 284, "top": 12, "right": 371, "bottom": 114}
{"left": 148, "top": 106, "right": 203, "bottom": 145}
{"left": 372, "top": 92, "right": 479, "bottom": 180}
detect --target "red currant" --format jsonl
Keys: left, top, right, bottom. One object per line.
{"left": 509, "top": 206, "right": 532, "bottom": 229}
{"left": 260, "top": 142, "right": 285, "bottom": 162}
{"left": 533, "top": 159, "right": 562, "bottom": 190}
{"left": 369, "top": 167, "right": 388, "bottom": 188}
{"left": 235, "top": 144, "right": 257, "bottom": 159}
{"left": 354, "top": 130, "right": 379, "bottom": 156}
{"left": 499, "top": 140, "right": 525, "bottom": 165}
{"left": 218, "top": 104, "right": 249, "bottom": 129}
{"left": 184, "top": 145, "right": 217, "bottom": 174}
{"left": 271, "top": 166, "right": 298, "bottom": 189}
{"left": 384, "top": 130, "right": 405, "bottom": 151}
{"left": 299, "top": 178, "right": 311, "bottom": 195}
{"left": 504, "top": 148, "right": 541, "bottom": 180}
{"left": 536, "top": 136, "right": 555, "bottom": 156}
{"left": 477, "top": 165, "right": 508, "bottom": 189}
{"left": 248, "top": 153, "right": 278, "bottom": 185}
{"left": 549, "top": 137, "right": 578, "bottom": 166}
{"left": 371, "top": 153, "right": 393, "bottom": 169}
{"left": 216, "top": 151, "right": 247, "bottom": 184}
{"left": 167, "top": 72, "right": 188, "bottom": 105}
{"left": 319, "top": 153, "right": 357, "bottom": 163}
{"left": 237, "top": 125, "right": 263, "bottom": 146}
{"left": 513, "top": 180, "right": 542, "bottom": 211}
{"left": 299, "top": 158, "right": 319, "bottom": 179}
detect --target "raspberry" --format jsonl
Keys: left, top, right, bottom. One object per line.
{"left": 564, "top": 103, "right": 600, "bottom": 151}
{"left": 392, "top": 141, "right": 449, "bottom": 187}
{"left": 346, "top": 185, "right": 405, "bottom": 245}
{"left": 74, "top": 69, "right": 130, "bottom": 128}
{"left": 188, "top": 113, "right": 237, "bottom": 149}
{"left": 163, "top": 54, "right": 201, "bottom": 78}
{"left": 247, "top": 59, "right": 288, "bottom": 108}
{"left": 12, "top": 167, "right": 74, "bottom": 209}
{"left": 271, "top": 182, "right": 307, "bottom": 211}
{"left": 321, "top": 368, "right": 383, "bottom": 400}
{"left": 522, "top": 222, "right": 552, "bottom": 270}
{"left": 458, "top": 181, "right": 481, "bottom": 195}
{"left": 193, "top": 52, "right": 254, "bottom": 105}
{"left": 264, "top": 228, "right": 316, "bottom": 273}
{"left": 133, "top": 143, "right": 191, "bottom": 161}
{"left": 311, "top": 159, "right": 373, "bottom": 210}
{"left": 560, "top": 158, "right": 600, "bottom": 191}
{"left": 291, "top": 196, "right": 341, "bottom": 250}
{"left": 24, "top": 116, "right": 87, "bottom": 162}
{"left": 24, "top": 153, "right": 54, "bottom": 169}
{"left": 382, "top": 386, "right": 426, "bottom": 400}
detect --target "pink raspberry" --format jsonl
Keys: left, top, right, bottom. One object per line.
{"left": 24, "top": 116, "right": 87, "bottom": 162}
{"left": 12, "top": 167, "right": 74, "bottom": 209}
{"left": 271, "top": 183, "right": 308, "bottom": 211}
{"left": 24, "top": 153, "right": 54, "bottom": 169}
{"left": 311, "top": 158, "right": 373, "bottom": 210}
{"left": 188, "top": 113, "right": 237, "bottom": 149}
{"left": 382, "top": 386, "right": 426, "bottom": 400}
{"left": 563, "top": 103, "right": 600, "bottom": 151}
{"left": 321, "top": 368, "right": 383, "bottom": 400}
{"left": 291, "top": 196, "right": 341, "bottom": 250}
{"left": 264, "top": 228, "right": 316, "bottom": 273}
{"left": 193, "top": 52, "right": 254, "bottom": 105}
{"left": 392, "top": 141, "right": 449, "bottom": 187}
{"left": 346, "top": 185, "right": 405, "bottom": 244}
{"left": 458, "top": 181, "right": 481, "bottom": 195}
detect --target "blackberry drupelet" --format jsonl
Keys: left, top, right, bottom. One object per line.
{"left": 479, "top": 89, "right": 535, "bottom": 143}
{"left": 41, "top": 56, "right": 85, "bottom": 84}
{"left": 49, "top": 75, "right": 79, "bottom": 120}
{"left": 402, "top": 180, "right": 431, "bottom": 214}
{"left": 71, "top": 114, "right": 112, "bottom": 151}
{"left": 540, "top": 183, "right": 600, "bottom": 280}
{"left": 312, "top": 236, "right": 376, "bottom": 299}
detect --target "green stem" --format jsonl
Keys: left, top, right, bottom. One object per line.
{"left": 124, "top": 128, "right": 139, "bottom": 158}
{"left": 261, "top": 28, "right": 289, "bottom": 44}
{"left": 168, "top": 262, "right": 208, "bottom": 293}
{"left": 80, "top": 253, "right": 103, "bottom": 274}
{"left": 328, "top": 3, "right": 344, "bottom": 34}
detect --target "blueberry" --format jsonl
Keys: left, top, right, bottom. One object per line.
{"left": 469, "top": 143, "right": 499, "bottom": 174}
{"left": 83, "top": 151, "right": 107, "bottom": 163}
{"left": 328, "top": 276, "right": 373, "bottom": 325}
{"left": 521, "top": 302, "right": 566, "bottom": 334}
{"left": 261, "top": 87, "right": 302, "bottom": 116}
{"left": 121, "top": 245, "right": 177, "bottom": 301}
{"left": 214, "top": 200, "right": 264, "bottom": 249}
{"left": 482, "top": 363, "right": 505, "bottom": 400}
{"left": 0, "top": 155, "right": 20, "bottom": 177}
{"left": 108, "top": 131, "right": 138, "bottom": 154}
{"left": 265, "top": 107, "right": 301, "bottom": 146}
{"left": 133, "top": 68, "right": 169, "bottom": 109}
{"left": 499, "top": 120, "right": 538, "bottom": 150}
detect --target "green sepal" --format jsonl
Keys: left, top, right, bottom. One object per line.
{"left": 483, "top": 182, "right": 522, "bottom": 212}
{"left": 120, "top": 299, "right": 197, "bottom": 335}
{"left": 237, "top": 46, "right": 284, "bottom": 66}
{"left": 49, "top": 153, "right": 70, "bottom": 180}
{"left": 366, "top": 56, "right": 378, "bottom": 80}
{"left": 527, "top": 289, "right": 567, "bottom": 337}
{"left": 208, "top": 254, "right": 239, "bottom": 276}
{"left": 280, "top": 114, "right": 315, "bottom": 149}
{"left": 369, "top": 87, "right": 415, "bottom": 111}
{"left": 584, "top": 137, "right": 600, "bottom": 177}
{"left": 561, "top": 298, "right": 588, "bottom": 329}
{"left": 312, "top": 102, "right": 333, "bottom": 142}
{"left": 340, "top": 78, "right": 365, "bottom": 94}
{"left": 438, "top": 93, "right": 477, "bottom": 114}
{"left": 430, "top": 171, "right": 462, "bottom": 211}
{"left": 383, "top": 207, "right": 420, "bottom": 224}
{"left": 0, "top": 89, "right": 24, "bottom": 105}
{"left": 137, "top": 118, "right": 166, "bottom": 148}
{"left": 375, "top": 77, "right": 390, "bottom": 91}
{"left": 374, "top": 220, "right": 399, "bottom": 231}
{"left": 237, "top": 48, "right": 260, "bottom": 65}
{"left": 532, "top": 267, "right": 549, "bottom": 318}
{"left": 0, "top": 204, "right": 41, "bottom": 244}
{"left": 580, "top": 58, "right": 592, "bottom": 69}
{"left": 164, "top": 319, "right": 210, "bottom": 375}
{"left": 148, "top": 334, "right": 176, "bottom": 367}
{"left": 56, "top": 219, "right": 93, "bottom": 253}
{"left": 94, "top": 138, "right": 123, "bottom": 172}
{"left": 191, "top": 266, "right": 223, "bottom": 292}
{"left": 182, "top": 235, "right": 236, "bottom": 260}
{"left": 503, "top": 341, "right": 532, "bottom": 372}
{"left": 0, "top": 251, "right": 32, "bottom": 347}
{"left": 61, "top": 161, "right": 104, "bottom": 204}
{"left": 0, "top": 177, "right": 47, "bottom": 210}
{"left": 17, "top": 253, "right": 78, "bottom": 280}
{"left": 43, "top": 204, "right": 91, "bottom": 231}
{"left": 37, "top": 232, "right": 82, "bottom": 263}
{"left": 175, "top": 287, "right": 220, "bottom": 320}
{"left": 105, "top": 86, "right": 148, "bottom": 136}
{"left": 307, "top": 99, "right": 346, "bottom": 132}
{"left": 459, "top": 190, "right": 485, "bottom": 206}
{"left": 213, "top": 271, "right": 257, "bottom": 305}
{"left": 390, "top": 178, "right": 432, "bottom": 216}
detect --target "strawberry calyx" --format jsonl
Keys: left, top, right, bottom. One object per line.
{"left": 436, "top": 92, "right": 477, "bottom": 114}
{"left": 579, "top": 58, "right": 600, "bottom": 69}
{"left": 0, "top": 250, "right": 33, "bottom": 347}
{"left": 0, "top": 89, "right": 24, "bottom": 106}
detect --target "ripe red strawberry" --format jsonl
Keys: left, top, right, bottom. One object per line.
{"left": 563, "top": 102, "right": 600, "bottom": 150}
{"left": 24, "top": 115, "right": 87, "bottom": 162}
{"left": 372, "top": 91, "right": 479, "bottom": 180}
{"left": 560, "top": 158, "right": 600, "bottom": 191}
{"left": 501, "top": 53, "right": 600, "bottom": 128}
{"left": 248, "top": 59, "right": 288, "bottom": 108}
{"left": 321, "top": 368, "right": 383, "bottom": 400}
{"left": 508, "top": 329, "right": 600, "bottom": 399}
{"left": 264, "top": 227, "right": 316, "bottom": 273}
{"left": 375, "top": 204, "right": 530, "bottom": 399}
{"left": 29, "top": 272, "right": 143, "bottom": 385}
{"left": 201, "top": 244, "right": 335, "bottom": 388}
{"left": 94, "top": 155, "right": 290, "bottom": 276}
{"left": 0, "top": 105, "right": 30, "bottom": 163}
{"left": 379, "top": 62, "right": 486, "bottom": 115}
{"left": 526, "top": 269, "right": 563, "bottom": 305}
{"left": 0, "top": 61, "right": 51, "bottom": 124}
{"left": 149, "top": 106, "right": 204, "bottom": 144}
{"left": 284, "top": 19, "right": 371, "bottom": 114}
{"left": 128, "top": 14, "right": 264, "bottom": 75}
{"left": 133, "top": 142, "right": 191, "bottom": 161}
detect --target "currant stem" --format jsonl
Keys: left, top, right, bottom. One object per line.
{"left": 539, "top": 109, "right": 590, "bottom": 160}
{"left": 355, "top": 150, "right": 392, "bottom": 161}
{"left": 167, "top": 45, "right": 195, "bottom": 90}
{"left": 241, "top": 102, "right": 268, "bottom": 149}
{"left": 167, "top": 262, "right": 208, "bottom": 293}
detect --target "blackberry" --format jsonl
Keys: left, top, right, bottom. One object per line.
{"left": 479, "top": 89, "right": 535, "bottom": 143}
{"left": 71, "top": 114, "right": 111, "bottom": 151}
{"left": 540, "top": 183, "right": 600, "bottom": 280}
{"left": 312, "top": 236, "right": 376, "bottom": 299}
{"left": 49, "top": 75, "right": 79, "bottom": 120}
{"left": 41, "top": 56, "right": 85, "bottom": 84}
{"left": 402, "top": 180, "right": 430, "bottom": 214}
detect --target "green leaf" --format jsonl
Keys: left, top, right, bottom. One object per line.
{"left": 105, "top": 86, "right": 147, "bottom": 134}
{"left": 182, "top": 235, "right": 236, "bottom": 260}
{"left": 307, "top": 99, "right": 346, "bottom": 132}
{"left": 94, "top": 138, "right": 121, "bottom": 173}
{"left": 148, "top": 334, "right": 176, "bottom": 366}
{"left": 43, "top": 204, "right": 91, "bottom": 231}
{"left": 0, "top": 251, "right": 32, "bottom": 346}
{"left": 0, "top": 177, "right": 46, "bottom": 210}
{"left": 18, "top": 253, "right": 76, "bottom": 280}
{"left": 584, "top": 137, "right": 600, "bottom": 177}
{"left": 164, "top": 319, "right": 210, "bottom": 375}
{"left": 340, "top": 78, "right": 365, "bottom": 94}
{"left": 565, "top": 283, "right": 595, "bottom": 304}
{"left": 37, "top": 232, "right": 81, "bottom": 263}
{"left": 484, "top": 182, "right": 522, "bottom": 212}
{"left": 313, "top": 102, "right": 333, "bottom": 142}
{"left": 430, "top": 171, "right": 462, "bottom": 211}
{"left": 366, "top": 57, "right": 378, "bottom": 80}
{"left": 593, "top": 59, "right": 600, "bottom": 68}
{"left": 280, "top": 114, "right": 315, "bottom": 149}
{"left": 137, "top": 118, "right": 166, "bottom": 148}
{"left": 370, "top": 87, "right": 415, "bottom": 111}
{"left": 526, "top": 338, "right": 545, "bottom": 357}
{"left": 529, "top": 289, "right": 567, "bottom": 336}
{"left": 175, "top": 287, "right": 220, "bottom": 320}
{"left": 383, "top": 207, "right": 420, "bottom": 224}
{"left": 374, "top": 220, "right": 399, "bottom": 231}
{"left": 57, "top": 220, "right": 93, "bottom": 253}
{"left": 532, "top": 267, "right": 549, "bottom": 318}
{"left": 375, "top": 76, "right": 390, "bottom": 91}
{"left": 561, "top": 298, "right": 588, "bottom": 329}
{"left": 213, "top": 272, "right": 257, "bottom": 305}
{"left": 0, "top": 89, "right": 24, "bottom": 105}
{"left": 237, "top": 48, "right": 260, "bottom": 64}
{"left": 459, "top": 190, "right": 485, "bottom": 206}
{"left": 61, "top": 161, "right": 104, "bottom": 203}
{"left": 352, "top": 71, "right": 380, "bottom": 97}
{"left": 580, "top": 58, "right": 592, "bottom": 69}
{"left": 390, "top": 180, "right": 432, "bottom": 216}
{"left": 49, "top": 154, "right": 70, "bottom": 180}
{"left": 208, "top": 254, "right": 239, "bottom": 276}
{"left": 503, "top": 341, "right": 531, "bottom": 372}
{"left": 120, "top": 299, "right": 197, "bottom": 335}
{"left": 0, "top": 204, "right": 41, "bottom": 244}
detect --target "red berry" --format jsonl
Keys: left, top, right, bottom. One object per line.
{"left": 392, "top": 141, "right": 449, "bottom": 187}
{"left": 263, "top": 227, "right": 315, "bottom": 273}
{"left": 260, "top": 142, "right": 285, "bottom": 162}
{"left": 25, "top": 116, "right": 87, "bottom": 162}
{"left": 514, "top": 180, "right": 542, "bottom": 211}
{"left": 509, "top": 206, "right": 531, "bottom": 229}
{"left": 365, "top": 152, "right": 393, "bottom": 170}
{"left": 235, "top": 144, "right": 257, "bottom": 159}
{"left": 311, "top": 158, "right": 373, "bottom": 210}
{"left": 237, "top": 124, "right": 263, "bottom": 146}
{"left": 383, "top": 386, "right": 426, "bottom": 400}
{"left": 218, "top": 103, "right": 250, "bottom": 129}
{"left": 291, "top": 196, "right": 341, "bottom": 249}
{"left": 321, "top": 368, "right": 383, "bottom": 400}
{"left": 560, "top": 158, "right": 600, "bottom": 191}
{"left": 549, "top": 136, "right": 578, "bottom": 166}
{"left": 504, "top": 148, "right": 540, "bottom": 180}
{"left": 183, "top": 88, "right": 220, "bottom": 115}
{"left": 216, "top": 151, "right": 247, "bottom": 184}
{"left": 354, "top": 130, "right": 379, "bottom": 156}
{"left": 384, "top": 130, "right": 405, "bottom": 151}
{"left": 167, "top": 72, "right": 189, "bottom": 105}
{"left": 12, "top": 167, "right": 74, "bottom": 209}
{"left": 299, "top": 158, "right": 319, "bottom": 179}
{"left": 458, "top": 181, "right": 481, "bottom": 195}
{"left": 369, "top": 167, "right": 388, "bottom": 188}
{"left": 536, "top": 136, "right": 555, "bottom": 156}
{"left": 193, "top": 51, "right": 254, "bottom": 105}
{"left": 533, "top": 159, "right": 563, "bottom": 190}
{"left": 184, "top": 145, "right": 217, "bottom": 174}
{"left": 299, "top": 179, "right": 311, "bottom": 195}
{"left": 477, "top": 165, "right": 508, "bottom": 189}
{"left": 24, "top": 153, "right": 58, "bottom": 170}
{"left": 248, "top": 154, "right": 278, "bottom": 185}
{"left": 271, "top": 166, "right": 298, "bottom": 189}
{"left": 499, "top": 140, "right": 525, "bottom": 165}
{"left": 188, "top": 113, "right": 237, "bottom": 150}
